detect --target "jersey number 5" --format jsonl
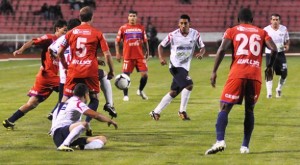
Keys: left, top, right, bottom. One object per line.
{"left": 76, "top": 37, "right": 87, "bottom": 57}
{"left": 236, "top": 33, "right": 261, "bottom": 56}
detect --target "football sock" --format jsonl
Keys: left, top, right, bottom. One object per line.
{"left": 216, "top": 111, "right": 228, "bottom": 141}
{"left": 277, "top": 77, "right": 286, "bottom": 90}
{"left": 179, "top": 88, "right": 191, "bottom": 112}
{"left": 62, "top": 124, "right": 85, "bottom": 146}
{"left": 242, "top": 110, "right": 254, "bottom": 147}
{"left": 266, "top": 81, "right": 273, "bottom": 95}
{"left": 123, "top": 88, "right": 128, "bottom": 96}
{"left": 153, "top": 93, "right": 173, "bottom": 114}
{"left": 85, "top": 98, "right": 99, "bottom": 122}
{"left": 84, "top": 139, "right": 105, "bottom": 149}
{"left": 139, "top": 76, "right": 148, "bottom": 91}
{"left": 8, "top": 109, "right": 24, "bottom": 123}
{"left": 100, "top": 75, "right": 113, "bottom": 105}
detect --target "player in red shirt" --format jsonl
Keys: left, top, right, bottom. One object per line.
{"left": 57, "top": 6, "right": 114, "bottom": 136}
{"left": 115, "top": 10, "right": 150, "bottom": 101}
{"left": 2, "top": 19, "right": 67, "bottom": 130}
{"left": 205, "top": 8, "right": 278, "bottom": 155}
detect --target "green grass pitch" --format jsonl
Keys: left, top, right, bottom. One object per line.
{"left": 0, "top": 57, "right": 299, "bottom": 164}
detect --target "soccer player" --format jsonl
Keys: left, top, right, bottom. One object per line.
{"left": 48, "top": 19, "right": 117, "bottom": 120}
{"left": 2, "top": 19, "right": 67, "bottom": 130}
{"left": 149, "top": 14, "right": 205, "bottom": 121}
{"left": 50, "top": 83, "right": 117, "bottom": 152}
{"left": 57, "top": 6, "right": 114, "bottom": 136}
{"left": 115, "top": 10, "right": 150, "bottom": 101}
{"left": 205, "top": 8, "right": 277, "bottom": 155}
{"left": 264, "top": 13, "right": 290, "bottom": 98}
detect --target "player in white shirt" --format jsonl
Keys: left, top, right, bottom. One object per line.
{"left": 264, "top": 13, "right": 290, "bottom": 98}
{"left": 149, "top": 14, "right": 205, "bottom": 121}
{"left": 48, "top": 19, "right": 117, "bottom": 125}
{"left": 50, "top": 83, "right": 118, "bottom": 152}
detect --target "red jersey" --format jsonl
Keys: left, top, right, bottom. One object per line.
{"left": 224, "top": 24, "right": 271, "bottom": 83}
{"left": 33, "top": 34, "right": 59, "bottom": 77}
{"left": 62, "top": 24, "right": 109, "bottom": 78}
{"left": 116, "top": 23, "right": 148, "bottom": 59}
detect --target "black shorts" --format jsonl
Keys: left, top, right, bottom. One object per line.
{"left": 169, "top": 67, "right": 193, "bottom": 91}
{"left": 266, "top": 52, "right": 287, "bottom": 75}
{"left": 53, "top": 125, "right": 87, "bottom": 148}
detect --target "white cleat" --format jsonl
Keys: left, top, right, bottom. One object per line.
{"left": 123, "top": 96, "right": 129, "bottom": 101}
{"left": 240, "top": 146, "right": 250, "bottom": 154}
{"left": 276, "top": 89, "right": 281, "bottom": 98}
{"left": 266, "top": 94, "right": 272, "bottom": 99}
{"left": 137, "top": 90, "right": 148, "bottom": 100}
{"left": 205, "top": 140, "right": 226, "bottom": 155}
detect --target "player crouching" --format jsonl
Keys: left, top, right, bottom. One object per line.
{"left": 50, "top": 83, "right": 118, "bottom": 151}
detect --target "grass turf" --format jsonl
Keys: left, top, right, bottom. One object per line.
{"left": 0, "top": 57, "right": 299, "bottom": 165}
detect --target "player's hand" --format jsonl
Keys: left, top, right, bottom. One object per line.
{"left": 13, "top": 50, "right": 22, "bottom": 56}
{"left": 284, "top": 45, "right": 289, "bottom": 51}
{"left": 210, "top": 72, "right": 217, "bottom": 88}
{"left": 107, "top": 71, "right": 114, "bottom": 80}
{"left": 265, "top": 67, "right": 274, "bottom": 81}
{"left": 108, "top": 120, "right": 118, "bottom": 129}
{"left": 159, "top": 57, "right": 167, "bottom": 65}
{"left": 195, "top": 53, "right": 203, "bottom": 60}
{"left": 116, "top": 53, "right": 121, "bottom": 63}
{"left": 145, "top": 51, "right": 149, "bottom": 61}
{"left": 97, "top": 58, "right": 106, "bottom": 66}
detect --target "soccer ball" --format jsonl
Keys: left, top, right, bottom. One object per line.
{"left": 114, "top": 73, "right": 131, "bottom": 90}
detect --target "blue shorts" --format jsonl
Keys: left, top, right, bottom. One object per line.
{"left": 53, "top": 125, "right": 88, "bottom": 148}
{"left": 169, "top": 67, "right": 193, "bottom": 92}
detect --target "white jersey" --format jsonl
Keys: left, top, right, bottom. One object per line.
{"left": 160, "top": 28, "right": 205, "bottom": 71}
{"left": 50, "top": 96, "right": 89, "bottom": 136}
{"left": 264, "top": 25, "right": 289, "bottom": 53}
{"left": 49, "top": 35, "right": 71, "bottom": 83}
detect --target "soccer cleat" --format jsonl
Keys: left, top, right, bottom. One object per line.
{"left": 205, "top": 140, "right": 226, "bottom": 155}
{"left": 240, "top": 146, "right": 250, "bottom": 154}
{"left": 57, "top": 145, "right": 74, "bottom": 152}
{"left": 47, "top": 113, "right": 53, "bottom": 121}
{"left": 149, "top": 111, "right": 160, "bottom": 121}
{"left": 3, "top": 119, "right": 15, "bottom": 130}
{"left": 123, "top": 96, "right": 129, "bottom": 101}
{"left": 266, "top": 94, "right": 272, "bottom": 99}
{"left": 85, "top": 129, "right": 93, "bottom": 136}
{"left": 276, "top": 89, "right": 281, "bottom": 98}
{"left": 178, "top": 111, "right": 191, "bottom": 120}
{"left": 103, "top": 103, "right": 117, "bottom": 118}
{"left": 137, "top": 90, "right": 148, "bottom": 100}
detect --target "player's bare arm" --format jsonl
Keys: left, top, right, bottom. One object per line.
{"left": 13, "top": 40, "right": 34, "bottom": 56}
{"left": 144, "top": 41, "right": 150, "bottom": 60}
{"left": 103, "top": 50, "right": 114, "bottom": 80}
{"left": 84, "top": 109, "right": 118, "bottom": 129}
{"left": 158, "top": 44, "right": 167, "bottom": 65}
{"left": 210, "top": 38, "right": 232, "bottom": 88}
{"left": 115, "top": 41, "right": 121, "bottom": 63}
{"left": 195, "top": 47, "right": 206, "bottom": 60}
{"left": 284, "top": 39, "right": 290, "bottom": 51}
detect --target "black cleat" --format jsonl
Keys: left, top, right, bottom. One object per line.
{"left": 3, "top": 119, "right": 15, "bottom": 130}
{"left": 149, "top": 111, "right": 160, "bottom": 121}
{"left": 85, "top": 129, "right": 93, "bottom": 136}
{"left": 103, "top": 103, "right": 117, "bottom": 118}
{"left": 47, "top": 113, "right": 53, "bottom": 121}
{"left": 178, "top": 111, "right": 191, "bottom": 120}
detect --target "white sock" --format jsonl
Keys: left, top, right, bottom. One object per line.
{"left": 153, "top": 93, "right": 173, "bottom": 114}
{"left": 100, "top": 75, "right": 113, "bottom": 105}
{"left": 277, "top": 77, "right": 286, "bottom": 91}
{"left": 266, "top": 81, "right": 273, "bottom": 95}
{"left": 84, "top": 139, "right": 105, "bottom": 149}
{"left": 62, "top": 124, "right": 85, "bottom": 146}
{"left": 179, "top": 88, "right": 191, "bottom": 112}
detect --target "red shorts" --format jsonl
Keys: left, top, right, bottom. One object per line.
{"left": 220, "top": 78, "right": 261, "bottom": 105}
{"left": 28, "top": 72, "right": 60, "bottom": 102}
{"left": 63, "top": 76, "right": 99, "bottom": 97}
{"left": 122, "top": 59, "right": 148, "bottom": 73}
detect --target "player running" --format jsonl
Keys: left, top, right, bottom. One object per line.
{"left": 205, "top": 8, "right": 277, "bottom": 155}
{"left": 149, "top": 14, "right": 205, "bottom": 121}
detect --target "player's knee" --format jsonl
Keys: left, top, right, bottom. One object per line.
{"left": 96, "top": 136, "right": 107, "bottom": 144}
{"left": 169, "top": 90, "right": 178, "bottom": 98}
{"left": 185, "top": 84, "right": 193, "bottom": 91}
